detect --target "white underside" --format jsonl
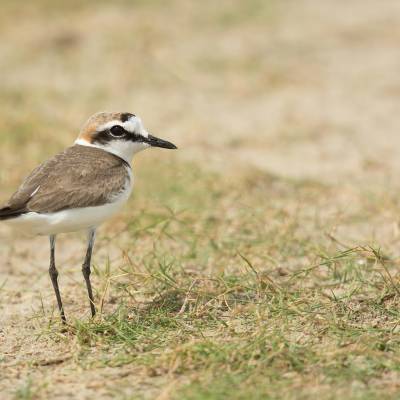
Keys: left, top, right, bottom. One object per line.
{"left": 5, "top": 202, "right": 124, "bottom": 236}
{"left": 5, "top": 173, "right": 133, "bottom": 236}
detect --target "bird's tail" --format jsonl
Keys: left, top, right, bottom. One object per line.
{"left": 0, "top": 206, "right": 25, "bottom": 221}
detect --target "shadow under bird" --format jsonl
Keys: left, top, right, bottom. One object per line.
{"left": 0, "top": 112, "right": 177, "bottom": 323}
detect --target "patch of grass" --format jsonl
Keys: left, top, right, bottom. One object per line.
{"left": 58, "top": 161, "right": 400, "bottom": 399}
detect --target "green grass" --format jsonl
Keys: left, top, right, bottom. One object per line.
{"left": 32, "top": 160, "right": 398, "bottom": 399}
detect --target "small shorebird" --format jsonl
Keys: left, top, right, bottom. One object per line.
{"left": 0, "top": 112, "right": 177, "bottom": 323}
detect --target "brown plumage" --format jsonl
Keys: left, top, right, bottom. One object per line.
{"left": 0, "top": 145, "right": 129, "bottom": 219}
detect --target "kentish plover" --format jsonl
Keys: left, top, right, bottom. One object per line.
{"left": 0, "top": 112, "right": 177, "bottom": 323}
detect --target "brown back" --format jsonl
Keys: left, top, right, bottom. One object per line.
{"left": 4, "top": 145, "right": 130, "bottom": 215}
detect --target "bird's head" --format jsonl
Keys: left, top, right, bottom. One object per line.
{"left": 75, "top": 112, "right": 177, "bottom": 163}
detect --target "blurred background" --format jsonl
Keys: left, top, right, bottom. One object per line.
{"left": 1, "top": 0, "right": 399, "bottom": 184}
{"left": 2, "top": 1, "right": 400, "bottom": 399}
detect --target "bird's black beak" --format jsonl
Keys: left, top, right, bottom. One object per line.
{"left": 146, "top": 134, "right": 177, "bottom": 149}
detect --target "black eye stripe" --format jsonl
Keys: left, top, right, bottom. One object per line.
{"left": 92, "top": 127, "right": 144, "bottom": 145}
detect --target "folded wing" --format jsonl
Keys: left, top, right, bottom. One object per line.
{"left": 0, "top": 145, "right": 130, "bottom": 219}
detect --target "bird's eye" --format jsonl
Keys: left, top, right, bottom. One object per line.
{"left": 109, "top": 125, "right": 126, "bottom": 137}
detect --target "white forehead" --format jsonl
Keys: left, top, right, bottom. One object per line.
{"left": 97, "top": 115, "right": 148, "bottom": 137}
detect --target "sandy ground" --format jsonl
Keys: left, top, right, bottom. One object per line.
{"left": 1, "top": 0, "right": 400, "bottom": 398}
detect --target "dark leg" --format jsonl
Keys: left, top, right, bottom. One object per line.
{"left": 49, "top": 235, "right": 66, "bottom": 324}
{"left": 82, "top": 228, "right": 96, "bottom": 317}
